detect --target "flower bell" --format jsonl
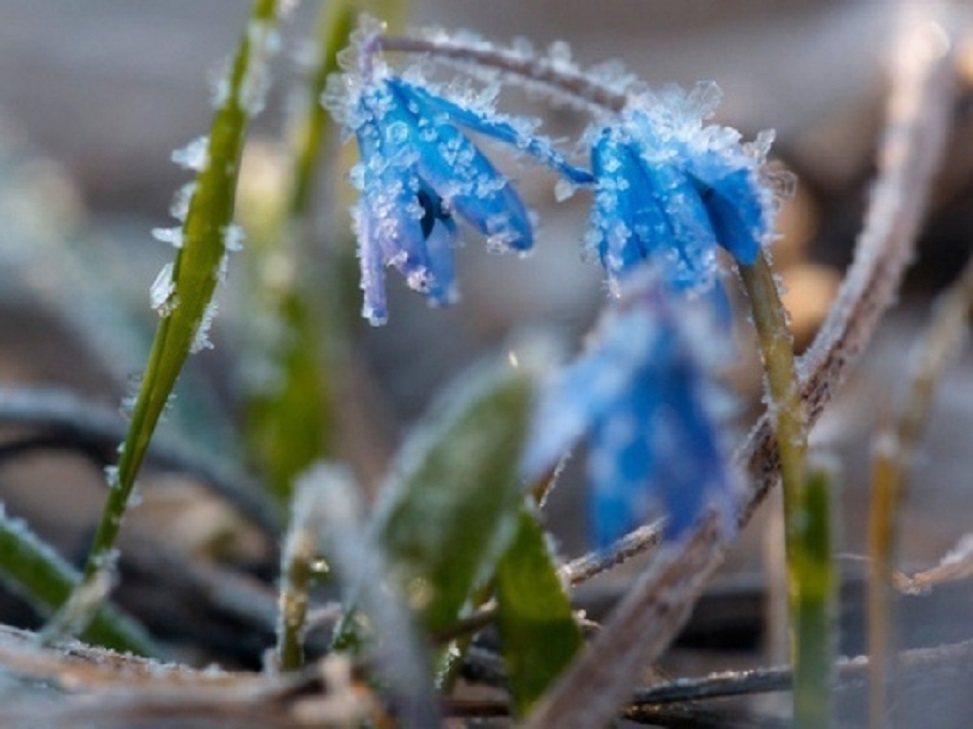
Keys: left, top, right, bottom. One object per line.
{"left": 333, "top": 59, "right": 591, "bottom": 324}
{"left": 585, "top": 84, "right": 776, "bottom": 297}
{"left": 522, "top": 270, "right": 735, "bottom": 545}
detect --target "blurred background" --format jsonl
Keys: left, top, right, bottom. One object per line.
{"left": 1, "top": 1, "right": 973, "bottom": 723}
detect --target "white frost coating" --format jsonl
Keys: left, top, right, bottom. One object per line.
{"left": 150, "top": 263, "right": 177, "bottom": 317}
{"left": 151, "top": 226, "right": 184, "bottom": 249}
{"left": 172, "top": 136, "right": 210, "bottom": 172}
{"left": 170, "top": 181, "right": 196, "bottom": 221}
{"left": 222, "top": 223, "right": 245, "bottom": 252}
{"left": 241, "top": 20, "right": 281, "bottom": 116}
{"left": 191, "top": 301, "right": 219, "bottom": 353}
{"left": 940, "top": 533, "right": 973, "bottom": 567}
{"left": 554, "top": 178, "right": 577, "bottom": 202}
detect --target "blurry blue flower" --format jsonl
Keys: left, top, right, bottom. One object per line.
{"left": 338, "top": 69, "right": 592, "bottom": 325}
{"left": 585, "top": 83, "right": 776, "bottom": 296}
{"left": 522, "top": 270, "right": 735, "bottom": 546}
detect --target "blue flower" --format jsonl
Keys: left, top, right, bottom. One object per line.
{"left": 522, "top": 270, "right": 735, "bottom": 546}
{"left": 585, "top": 83, "right": 776, "bottom": 296}
{"left": 337, "top": 68, "right": 592, "bottom": 325}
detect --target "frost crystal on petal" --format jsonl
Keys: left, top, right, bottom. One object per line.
{"left": 171, "top": 136, "right": 210, "bottom": 172}
{"left": 584, "top": 85, "right": 781, "bottom": 293}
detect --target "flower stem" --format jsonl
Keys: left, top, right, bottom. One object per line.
{"left": 739, "top": 255, "right": 817, "bottom": 725}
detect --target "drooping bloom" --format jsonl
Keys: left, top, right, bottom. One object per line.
{"left": 522, "top": 270, "right": 736, "bottom": 546}
{"left": 327, "top": 53, "right": 591, "bottom": 325}
{"left": 585, "top": 82, "right": 779, "bottom": 296}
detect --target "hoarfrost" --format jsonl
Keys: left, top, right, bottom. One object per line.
{"left": 172, "top": 136, "right": 210, "bottom": 172}
{"left": 170, "top": 181, "right": 196, "bottom": 221}
{"left": 241, "top": 20, "right": 281, "bottom": 116}
{"left": 191, "top": 301, "right": 219, "bottom": 353}
{"left": 554, "top": 178, "right": 577, "bottom": 202}
{"left": 151, "top": 226, "right": 184, "bottom": 249}
{"left": 222, "top": 223, "right": 245, "bottom": 252}
{"left": 150, "top": 263, "right": 177, "bottom": 317}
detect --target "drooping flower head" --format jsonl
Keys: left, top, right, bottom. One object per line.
{"left": 522, "top": 268, "right": 737, "bottom": 546}
{"left": 325, "top": 27, "right": 592, "bottom": 325}
{"left": 585, "top": 82, "right": 781, "bottom": 297}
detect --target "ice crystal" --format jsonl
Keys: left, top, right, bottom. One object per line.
{"left": 151, "top": 226, "right": 184, "bottom": 249}
{"left": 171, "top": 136, "right": 210, "bottom": 172}
{"left": 149, "top": 263, "right": 177, "bottom": 317}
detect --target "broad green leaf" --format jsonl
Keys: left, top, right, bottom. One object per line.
{"left": 373, "top": 358, "right": 534, "bottom": 634}
{"left": 496, "top": 508, "right": 583, "bottom": 716}
{"left": 0, "top": 504, "right": 157, "bottom": 656}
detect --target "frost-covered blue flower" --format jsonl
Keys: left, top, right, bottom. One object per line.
{"left": 327, "top": 52, "right": 591, "bottom": 325}
{"left": 585, "top": 83, "right": 777, "bottom": 296}
{"left": 522, "top": 270, "right": 735, "bottom": 546}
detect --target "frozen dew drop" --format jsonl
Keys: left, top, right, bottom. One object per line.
{"left": 172, "top": 136, "right": 210, "bottom": 172}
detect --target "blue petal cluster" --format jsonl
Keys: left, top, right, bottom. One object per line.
{"left": 585, "top": 84, "right": 775, "bottom": 296}
{"left": 340, "top": 68, "right": 591, "bottom": 325}
{"left": 522, "top": 272, "right": 734, "bottom": 546}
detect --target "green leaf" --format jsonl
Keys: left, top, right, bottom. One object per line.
{"left": 0, "top": 503, "right": 157, "bottom": 656}
{"left": 496, "top": 508, "right": 583, "bottom": 716}
{"left": 373, "top": 358, "right": 534, "bottom": 634}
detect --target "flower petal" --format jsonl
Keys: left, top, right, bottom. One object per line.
{"left": 388, "top": 81, "right": 534, "bottom": 252}
{"left": 685, "top": 151, "right": 767, "bottom": 266}
{"left": 392, "top": 78, "right": 593, "bottom": 185}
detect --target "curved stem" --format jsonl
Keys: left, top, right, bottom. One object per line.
{"left": 377, "top": 34, "right": 627, "bottom": 112}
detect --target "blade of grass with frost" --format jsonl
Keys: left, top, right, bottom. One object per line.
{"left": 495, "top": 507, "right": 582, "bottom": 716}
{"left": 0, "top": 504, "right": 157, "bottom": 656}
{"left": 370, "top": 356, "right": 535, "bottom": 635}
{"left": 62, "top": 0, "right": 283, "bottom": 627}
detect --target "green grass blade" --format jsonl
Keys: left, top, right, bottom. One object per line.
{"left": 496, "top": 507, "right": 583, "bottom": 716}
{"left": 0, "top": 504, "right": 157, "bottom": 656}
{"left": 53, "top": 0, "right": 284, "bottom": 639}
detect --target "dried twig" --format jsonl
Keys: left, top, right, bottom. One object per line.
{"left": 0, "top": 386, "right": 279, "bottom": 538}
{"left": 560, "top": 522, "right": 664, "bottom": 586}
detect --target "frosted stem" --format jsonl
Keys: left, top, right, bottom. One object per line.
{"left": 377, "top": 34, "right": 627, "bottom": 112}
{"left": 866, "top": 241, "right": 973, "bottom": 727}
